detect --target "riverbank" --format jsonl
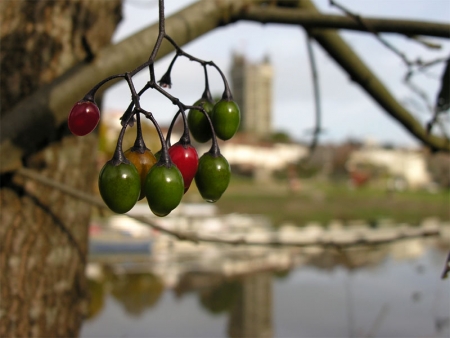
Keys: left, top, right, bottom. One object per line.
{"left": 191, "top": 177, "right": 450, "bottom": 226}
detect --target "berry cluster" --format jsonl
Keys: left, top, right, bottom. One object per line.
{"left": 67, "top": 4, "right": 240, "bottom": 217}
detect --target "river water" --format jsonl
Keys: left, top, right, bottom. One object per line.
{"left": 81, "top": 238, "right": 449, "bottom": 338}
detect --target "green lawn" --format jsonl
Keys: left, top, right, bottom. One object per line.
{"left": 186, "top": 175, "right": 450, "bottom": 227}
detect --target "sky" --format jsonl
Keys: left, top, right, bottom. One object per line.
{"left": 103, "top": 0, "right": 450, "bottom": 147}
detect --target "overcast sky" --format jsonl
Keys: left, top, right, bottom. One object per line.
{"left": 103, "top": 0, "right": 450, "bottom": 147}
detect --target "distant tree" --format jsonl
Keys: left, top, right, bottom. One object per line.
{"left": 270, "top": 131, "right": 292, "bottom": 143}
{"left": 427, "top": 153, "right": 450, "bottom": 188}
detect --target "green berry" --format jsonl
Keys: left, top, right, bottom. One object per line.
{"left": 98, "top": 162, "right": 140, "bottom": 214}
{"left": 195, "top": 152, "right": 231, "bottom": 202}
{"left": 144, "top": 164, "right": 184, "bottom": 217}
{"left": 188, "top": 99, "right": 214, "bottom": 143}
{"left": 211, "top": 100, "right": 240, "bottom": 141}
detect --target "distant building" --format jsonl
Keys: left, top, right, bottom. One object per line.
{"left": 230, "top": 53, "right": 273, "bottom": 138}
{"left": 347, "top": 145, "right": 432, "bottom": 189}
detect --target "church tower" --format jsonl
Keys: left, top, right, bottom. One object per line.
{"left": 230, "top": 53, "right": 273, "bottom": 138}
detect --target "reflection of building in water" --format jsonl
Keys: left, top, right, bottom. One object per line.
{"left": 228, "top": 272, "right": 273, "bottom": 338}
{"left": 230, "top": 53, "right": 273, "bottom": 138}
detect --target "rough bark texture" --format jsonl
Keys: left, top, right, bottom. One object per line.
{"left": 0, "top": 1, "right": 121, "bottom": 337}
{"left": 0, "top": 0, "right": 121, "bottom": 111}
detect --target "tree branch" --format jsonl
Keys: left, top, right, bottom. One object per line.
{"left": 236, "top": 2, "right": 449, "bottom": 152}
{"left": 16, "top": 167, "right": 442, "bottom": 249}
{"left": 293, "top": 0, "right": 450, "bottom": 152}
{"left": 329, "top": 0, "right": 415, "bottom": 66}
{"left": 236, "top": 6, "right": 450, "bottom": 38}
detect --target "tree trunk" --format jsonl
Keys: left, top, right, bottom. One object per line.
{"left": 0, "top": 1, "right": 121, "bottom": 337}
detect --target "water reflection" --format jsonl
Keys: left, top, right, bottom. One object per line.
{"left": 174, "top": 272, "right": 272, "bottom": 336}
{"left": 87, "top": 279, "right": 105, "bottom": 320}
{"left": 228, "top": 273, "right": 272, "bottom": 338}
{"left": 86, "top": 270, "right": 164, "bottom": 320}
{"left": 82, "top": 239, "right": 450, "bottom": 338}
{"left": 199, "top": 280, "right": 242, "bottom": 315}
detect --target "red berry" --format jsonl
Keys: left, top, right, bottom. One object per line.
{"left": 68, "top": 101, "right": 100, "bottom": 136}
{"left": 168, "top": 143, "right": 199, "bottom": 193}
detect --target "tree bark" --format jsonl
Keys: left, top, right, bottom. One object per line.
{"left": 0, "top": 1, "right": 121, "bottom": 337}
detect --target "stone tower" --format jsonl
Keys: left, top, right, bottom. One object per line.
{"left": 230, "top": 53, "right": 273, "bottom": 138}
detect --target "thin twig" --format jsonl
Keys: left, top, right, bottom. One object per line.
{"left": 238, "top": 6, "right": 450, "bottom": 38}
{"left": 329, "top": 0, "right": 446, "bottom": 75}
{"left": 441, "top": 251, "right": 450, "bottom": 279}
{"left": 407, "top": 36, "right": 442, "bottom": 50}
{"left": 329, "top": 0, "right": 413, "bottom": 66}
{"left": 15, "top": 167, "right": 194, "bottom": 242}
{"left": 404, "top": 71, "right": 433, "bottom": 112}
{"left": 305, "top": 33, "right": 322, "bottom": 154}
{"left": 329, "top": 0, "right": 449, "bottom": 147}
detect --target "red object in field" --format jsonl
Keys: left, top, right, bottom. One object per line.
{"left": 350, "top": 170, "right": 370, "bottom": 187}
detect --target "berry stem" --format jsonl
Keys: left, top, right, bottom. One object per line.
{"left": 81, "top": 0, "right": 234, "bottom": 126}
{"left": 185, "top": 104, "right": 221, "bottom": 157}
{"left": 163, "top": 34, "right": 233, "bottom": 100}
{"left": 201, "top": 65, "right": 214, "bottom": 103}
{"left": 158, "top": 53, "right": 179, "bottom": 88}
{"left": 146, "top": 0, "right": 165, "bottom": 81}
{"left": 165, "top": 108, "right": 191, "bottom": 148}
{"left": 178, "top": 108, "right": 191, "bottom": 146}
{"left": 206, "top": 123, "right": 220, "bottom": 157}
{"left": 166, "top": 110, "right": 180, "bottom": 148}
{"left": 131, "top": 113, "right": 147, "bottom": 153}
{"left": 141, "top": 109, "right": 172, "bottom": 168}
{"left": 110, "top": 115, "right": 134, "bottom": 166}
{"left": 217, "top": 66, "right": 233, "bottom": 101}
{"left": 84, "top": 74, "right": 126, "bottom": 102}
{"left": 77, "top": 0, "right": 233, "bottom": 160}
{"left": 121, "top": 82, "right": 151, "bottom": 127}
{"left": 125, "top": 73, "right": 141, "bottom": 110}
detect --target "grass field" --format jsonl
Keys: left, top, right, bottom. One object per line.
{"left": 185, "top": 175, "right": 450, "bottom": 227}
